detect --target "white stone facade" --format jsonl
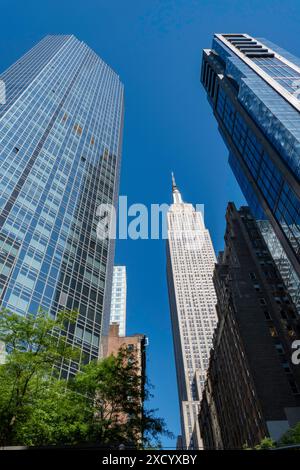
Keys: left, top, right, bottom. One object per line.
{"left": 110, "top": 266, "right": 127, "bottom": 337}
{"left": 167, "top": 178, "right": 218, "bottom": 449}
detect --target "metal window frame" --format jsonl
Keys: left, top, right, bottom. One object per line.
{"left": 216, "top": 33, "right": 300, "bottom": 113}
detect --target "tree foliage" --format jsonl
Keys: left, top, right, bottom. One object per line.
{"left": 72, "top": 348, "right": 172, "bottom": 448}
{"left": 279, "top": 422, "right": 300, "bottom": 447}
{"left": 0, "top": 308, "right": 78, "bottom": 445}
{"left": 245, "top": 423, "right": 300, "bottom": 450}
{"left": 252, "top": 437, "right": 276, "bottom": 450}
{"left": 0, "top": 308, "right": 171, "bottom": 448}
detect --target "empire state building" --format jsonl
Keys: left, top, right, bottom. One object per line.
{"left": 166, "top": 174, "right": 218, "bottom": 449}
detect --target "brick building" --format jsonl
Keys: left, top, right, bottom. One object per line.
{"left": 103, "top": 323, "right": 146, "bottom": 395}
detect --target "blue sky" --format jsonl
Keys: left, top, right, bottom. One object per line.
{"left": 1, "top": 0, "right": 300, "bottom": 448}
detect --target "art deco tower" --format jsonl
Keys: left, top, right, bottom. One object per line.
{"left": 0, "top": 35, "right": 124, "bottom": 376}
{"left": 166, "top": 175, "right": 218, "bottom": 449}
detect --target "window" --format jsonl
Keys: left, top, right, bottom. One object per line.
{"left": 8, "top": 294, "right": 29, "bottom": 313}
{"left": 83, "top": 330, "right": 92, "bottom": 344}
{"left": 280, "top": 310, "right": 287, "bottom": 320}
{"left": 59, "top": 292, "right": 68, "bottom": 306}
{"left": 289, "top": 380, "right": 300, "bottom": 395}
{"left": 74, "top": 123, "right": 82, "bottom": 135}
{"left": 282, "top": 362, "right": 291, "bottom": 373}
{"left": 275, "top": 343, "right": 284, "bottom": 354}
{"left": 75, "top": 326, "right": 83, "bottom": 340}
{"left": 263, "top": 310, "right": 272, "bottom": 320}
{"left": 287, "top": 327, "right": 296, "bottom": 338}
{"left": 269, "top": 326, "right": 278, "bottom": 337}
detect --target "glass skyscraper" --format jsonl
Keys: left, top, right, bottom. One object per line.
{"left": 0, "top": 35, "right": 124, "bottom": 376}
{"left": 110, "top": 265, "right": 127, "bottom": 336}
{"left": 201, "top": 34, "right": 300, "bottom": 283}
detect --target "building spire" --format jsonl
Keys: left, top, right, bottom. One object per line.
{"left": 171, "top": 171, "right": 183, "bottom": 204}
{"left": 172, "top": 171, "right": 177, "bottom": 190}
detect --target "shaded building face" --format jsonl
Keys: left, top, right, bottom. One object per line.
{"left": 199, "top": 203, "right": 300, "bottom": 449}
{"left": 201, "top": 34, "right": 300, "bottom": 280}
{"left": 0, "top": 35, "right": 124, "bottom": 376}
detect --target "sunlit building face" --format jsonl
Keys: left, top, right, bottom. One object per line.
{"left": 0, "top": 35, "right": 124, "bottom": 377}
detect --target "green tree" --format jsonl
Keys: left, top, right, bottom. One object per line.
{"left": 243, "top": 437, "right": 276, "bottom": 450}
{"left": 0, "top": 308, "right": 79, "bottom": 445}
{"left": 13, "top": 379, "right": 90, "bottom": 446}
{"left": 0, "top": 308, "right": 171, "bottom": 448}
{"left": 279, "top": 422, "right": 300, "bottom": 446}
{"left": 245, "top": 423, "right": 300, "bottom": 450}
{"left": 254, "top": 437, "right": 277, "bottom": 450}
{"left": 72, "top": 347, "right": 172, "bottom": 448}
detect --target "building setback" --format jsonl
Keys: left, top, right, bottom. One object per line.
{"left": 199, "top": 203, "right": 300, "bottom": 449}
{"left": 200, "top": 33, "right": 300, "bottom": 299}
{"left": 110, "top": 266, "right": 127, "bottom": 336}
{"left": 166, "top": 174, "right": 218, "bottom": 449}
{"left": 0, "top": 35, "right": 124, "bottom": 377}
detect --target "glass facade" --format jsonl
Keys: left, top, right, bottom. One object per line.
{"left": 201, "top": 33, "right": 300, "bottom": 289}
{"left": 257, "top": 219, "right": 300, "bottom": 314}
{"left": 0, "top": 35, "right": 124, "bottom": 376}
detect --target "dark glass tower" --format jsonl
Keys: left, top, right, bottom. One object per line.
{"left": 201, "top": 34, "right": 300, "bottom": 280}
{"left": 0, "top": 36, "right": 124, "bottom": 376}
